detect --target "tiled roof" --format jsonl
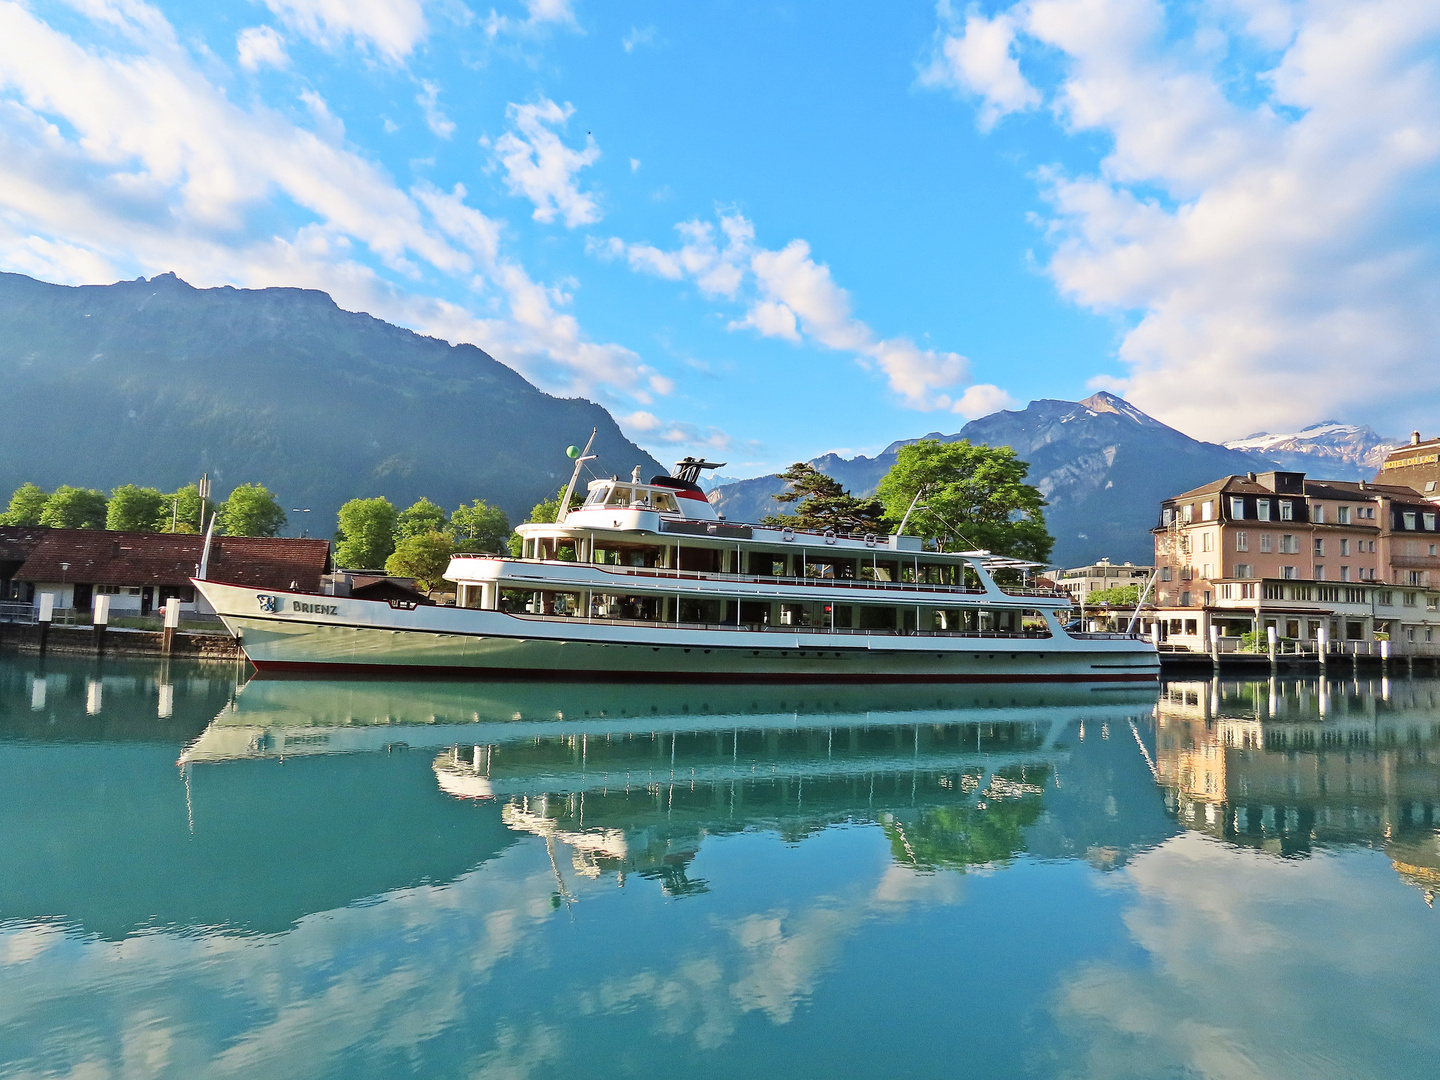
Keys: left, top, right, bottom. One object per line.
{"left": 1304, "top": 480, "right": 1423, "bottom": 500}
{"left": 1170, "top": 475, "right": 1269, "bottom": 500}
{"left": 0, "top": 525, "right": 47, "bottom": 565}
{"left": 13, "top": 529, "right": 331, "bottom": 591}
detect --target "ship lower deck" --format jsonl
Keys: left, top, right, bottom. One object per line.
{"left": 222, "top": 615, "right": 1158, "bottom": 683}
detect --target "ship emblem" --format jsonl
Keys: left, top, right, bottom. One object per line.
{"left": 256, "top": 594, "right": 283, "bottom": 614}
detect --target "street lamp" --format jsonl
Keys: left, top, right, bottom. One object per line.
{"left": 59, "top": 561, "right": 70, "bottom": 615}
{"left": 291, "top": 508, "right": 312, "bottom": 539}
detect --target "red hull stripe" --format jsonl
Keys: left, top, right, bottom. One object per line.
{"left": 246, "top": 660, "right": 1157, "bottom": 684}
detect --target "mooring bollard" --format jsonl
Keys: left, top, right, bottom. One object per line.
{"left": 92, "top": 594, "right": 110, "bottom": 657}
{"left": 162, "top": 600, "right": 181, "bottom": 655}
{"left": 1209, "top": 624, "right": 1220, "bottom": 668}
{"left": 1317, "top": 625, "right": 1328, "bottom": 671}
{"left": 1267, "top": 625, "right": 1277, "bottom": 670}
{"left": 1380, "top": 638, "right": 1390, "bottom": 672}
{"left": 37, "top": 593, "right": 54, "bottom": 655}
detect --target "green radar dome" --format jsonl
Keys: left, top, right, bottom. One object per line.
{"left": 566, "top": 445, "right": 581, "bottom": 459}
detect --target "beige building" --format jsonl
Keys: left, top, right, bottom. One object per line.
{"left": 1377, "top": 431, "right": 1440, "bottom": 501}
{"left": 1054, "top": 559, "right": 1152, "bottom": 605}
{"left": 1150, "top": 470, "right": 1440, "bottom": 652}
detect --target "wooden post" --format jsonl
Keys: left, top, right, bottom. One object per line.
{"left": 92, "top": 594, "right": 111, "bottom": 657}
{"left": 162, "top": 600, "right": 180, "bottom": 655}
{"left": 1267, "top": 625, "right": 1277, "bottom": 671}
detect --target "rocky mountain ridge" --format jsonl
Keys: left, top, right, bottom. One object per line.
{"left": 710, "top": 392, "right": 1392, "bottom": 568}
{"left": 0, "top": 271, "right": 664, "bottom": 531}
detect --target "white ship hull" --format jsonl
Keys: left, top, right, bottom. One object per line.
{"left": 195, "top": 579, "right": 1159, "bottom": 683}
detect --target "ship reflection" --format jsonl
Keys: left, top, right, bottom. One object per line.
{"left": 189, "top": 678, "right": 1169, "bottom": 896}
{"left": 1154, "top": 676, "right": 1440, "bottom": 902}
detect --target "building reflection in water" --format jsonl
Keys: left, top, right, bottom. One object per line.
{"left": 1155, "top": 676, "right": 1440, "bottom": 902}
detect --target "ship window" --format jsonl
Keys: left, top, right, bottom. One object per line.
{"left": 607, "top": 485, "right": 634, "bottom": 507}
{"left": 584, "top": 485, "right": 609, "bottom": 506}
{"left": 652, "top": 491, "right": 680, "bottom": 514}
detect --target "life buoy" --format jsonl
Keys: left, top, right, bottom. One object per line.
{"left": 823, "top": 529, "right": 837, "bottom": 545}
{"left": 864, "top": 533, "right": 877, "bottom": 548}
{"left": 782, "top": 527, "right": 795, "bottom": 542}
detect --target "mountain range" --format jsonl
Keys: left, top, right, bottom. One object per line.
{"left": 709, "top": 393, "right": 1401, "bottom": 568}
{"left": 0, "top": 272, "right": 664, "bottom": 530}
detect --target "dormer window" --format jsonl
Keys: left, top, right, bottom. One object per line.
{"left": 1257, "top": 499, "right": 1271, "bottom": 521}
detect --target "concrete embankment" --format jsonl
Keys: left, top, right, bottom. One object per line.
{"left": 1160, "top": 649, "right": 1440, "bottom": 675}
{"left": 0, "top": 622, "right": 242, "bottom": 660}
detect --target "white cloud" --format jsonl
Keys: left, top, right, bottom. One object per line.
{"left": 415, "top": 80, "right": 455, "bottom": 138}
{"left": 484, "top": 0, "right": 579, "bottom": 38}
{"left": 488, "top": 99, "right": 601, "bottom": 227}
{"left": 263, "top": 0, "right": 428, "bottom": 61}
{"left": 924, "top": 0, "right": 1440, "bottom": 439}
{"left": 597, "top": 214, "right": 988, "bottom": 411}
{"left": 0, "top": 0, "right": 665, "bottom": 407}
{"left": 953, "top": 383, "right": 1017, "bottom": 417}
{"left": 236, "top": 26, "right": 289, "bottom": 72}
{"left": 920, "top": 9, "right": 1039, "bottom": 130}
{"left": 622, "top": 25, "right": 657, "bottom": 52}
{"left": 620, "top": 412, "right": 732, "bottom": 452}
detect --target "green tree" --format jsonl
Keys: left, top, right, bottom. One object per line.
{"left": 335, "top": 497, "right": 399, "bottom": 569}
{"left": 162, "top": 484, "right": 204, "bottom": 532}
{"left": 507, "top": 486, "right": 582, "bottom": 556}
{"left": 760, "top": 463, "right": 886, "bottom": 532}
{"left": 1, "top": 483, "right": 48, "bottom": 526}
{"left": 875, "top": 439, "right": 1053, "bottom": 563}
{"left": 38, "top": 486, "right": 108, "bottom": 529}
{"left": 106, "top": 485, "right": 166, "bottom": 532}
{"left": 385, "top": 530, "right": 455, "bottom": 591}
{"left": 1087, "top": 584, "right": 1140, "bottom": 607}
{"left": 219, "top": 483, "right": 288, "bottom": 537}
{"left": 396, "top": 497, "right": 448, "bottom": 541}
{"left": 451, "top": 499, "right": 511, "bottom": 553}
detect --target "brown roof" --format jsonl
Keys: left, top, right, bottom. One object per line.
{"left": 0, "top": 525, "right": 47, "bottom": 566}
{"left": 1169, "top": 475, "right": 1269, "bottom": 501}
{"left": 13, "top": 529, "right": 331, "bottom": 591}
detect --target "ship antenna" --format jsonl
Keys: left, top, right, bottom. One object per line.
{"left": 557, "top": 428, "right": 598, "bottom": 524}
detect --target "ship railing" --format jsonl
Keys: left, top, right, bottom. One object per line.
{"left": 1064, "top": 631, "right": 1148, "bottom": 641}
{"left": 502, "top": 611, "right": 1056, "bottom": 639}
{"left": 485, "top": 559, "right": 1068, "bottom": 601}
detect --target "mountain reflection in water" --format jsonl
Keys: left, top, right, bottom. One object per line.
{"left": 2, "top": 656, "right": 1439, "bottom": 1080}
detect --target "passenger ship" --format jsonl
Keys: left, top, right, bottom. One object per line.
{"left": 193, "top": 455, "right": 1158, "bottom": 682}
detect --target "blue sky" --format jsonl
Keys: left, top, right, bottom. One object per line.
{"left": 1, "top": 0, "right": 1437, "bottom": 475}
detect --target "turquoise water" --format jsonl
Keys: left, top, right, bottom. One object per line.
{"left": 2, "top": 657, "right": 1438, "bottom": 1079}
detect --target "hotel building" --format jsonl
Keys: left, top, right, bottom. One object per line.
{"left": 1150, "top": 469, "right": 1440, "bottom": 652}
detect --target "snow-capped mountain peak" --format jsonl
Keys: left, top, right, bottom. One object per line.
{"left": 1224, "top": 422, "right": 1398, "bottom": 471}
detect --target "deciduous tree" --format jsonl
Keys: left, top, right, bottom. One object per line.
{"left": 38, "top": 486, "right": 108, "bottom": 530}
{"left": 335, "top": 497, "right": 398, "bottom": 569}
{"left": 1, "top": 483, "right": 48, "bottom": 526}
{"left": 219, "top": 484, "right": 288, "bottom": 537}
{"left": 875, "top": 439, "right": 1052, "bottom": 563}
{"left": 396, "top": 497, "right": 448, "bottom": 541}
{"left": 451, "top": 499, "right": 511, "bottom": 553}
{"left": 106, "top": 485, "right": 166, "bottom": 532}
{"left": 385, "top": 531, "right": 455, "bottom": 592}
{"left": 163, "top": 484, "right": 204, "bottom": 532}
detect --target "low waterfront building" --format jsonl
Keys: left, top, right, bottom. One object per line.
{"left": 1376, "top": 431, "right": 1440, "bottom": 501}
{"left": 1053, "top": 559, "right": 1153, "bottom": 605}
{"left": 1150, "top": 470, "right": 1440, "bottom": 652}
{"left": 5, "top": 529, "right": 331, "bottom": 618}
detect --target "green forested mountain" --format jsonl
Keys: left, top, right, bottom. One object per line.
{"left": 0, "top": 272, "right": 663, "bottom": 531}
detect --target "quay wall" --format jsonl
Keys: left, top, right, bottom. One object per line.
{"left": 0, "top": 622, "right": 242, "bottom": 660}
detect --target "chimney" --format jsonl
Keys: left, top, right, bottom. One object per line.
{"left": 1246, "top": 472, "right": 1256, "bottom": 482}
{"left": 1413, "top": 431, "right": 1422, "bottom": 446}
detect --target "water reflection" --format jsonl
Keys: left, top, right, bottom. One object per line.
{"left": 1155, "top": 676, "right": 1440, "bottom": 900}
{"left": 2, "top": 656, "right": 1438, "bottom": 1080}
